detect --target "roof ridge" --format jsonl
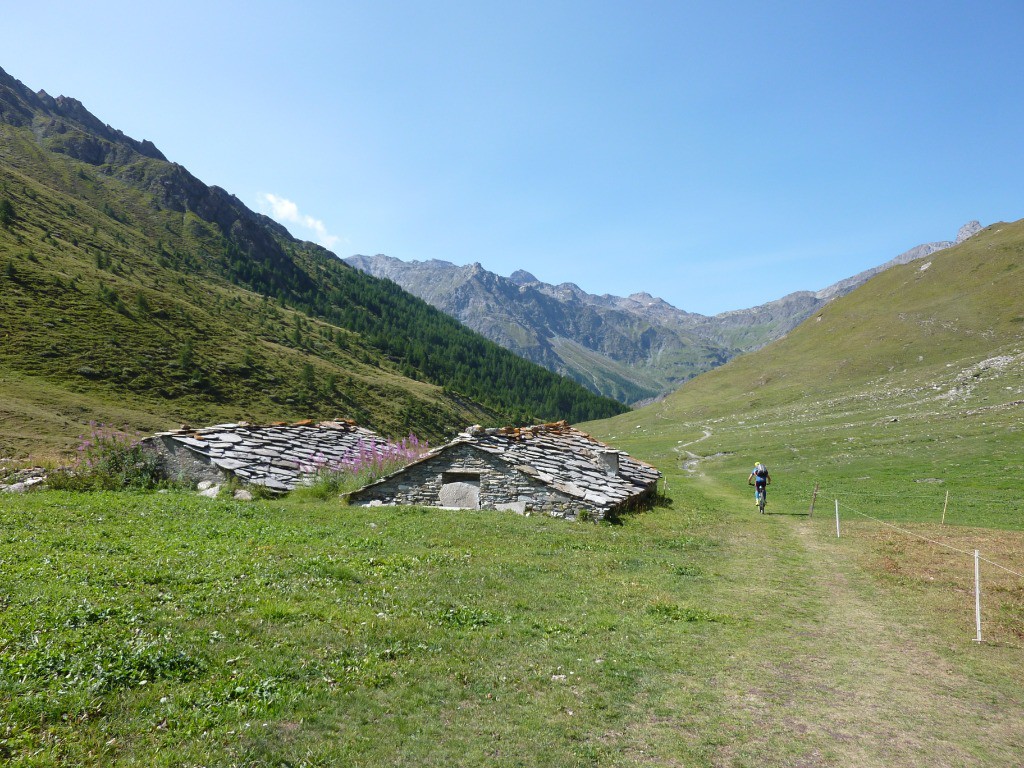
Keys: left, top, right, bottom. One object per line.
{"left": 156, "top": 418, "right": 362, "bottom": 437}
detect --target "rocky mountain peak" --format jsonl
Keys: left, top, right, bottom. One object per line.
{"left": 35, "top": 88, "right": 57, "bottom": 108}
{"left": 956, "top": 220, "right": 982, "bottom": 243}
{"left": 0, "top": 70, "right": 167, "bottom": 162}
{"left": 627, "top": 292, "right": 670, "bottom": 307}
{"left": 509, "top": 269, "right": 538, "bottom": 285}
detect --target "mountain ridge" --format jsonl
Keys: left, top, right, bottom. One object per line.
{"left": 593, "top": 216, "right": 1024, "bottom": 430}
{"left": 346, "top": 219, "right": 981, "bottom": 404}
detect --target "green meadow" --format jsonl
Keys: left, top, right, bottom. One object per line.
{"left": 3, "top": 373, "right": 1022, "bottom": 767}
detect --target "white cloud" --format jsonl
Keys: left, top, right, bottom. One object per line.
{"left": 260, "top": 193, "right": 342, "bottom": 250}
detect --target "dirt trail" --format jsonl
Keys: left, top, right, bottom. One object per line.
{"left": 652, "top": 471, "right": 1024, "bottom": 766}
{"left": 672, "top": 427, "right": 712, "bottom": 473}
{"left": 726, "top": 514, "right": 1024, "bottom": 766}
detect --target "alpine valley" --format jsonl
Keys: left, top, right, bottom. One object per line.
{"left": 347, "top": 219, "right": 981, "bottom": 405}
{"left": 3, "top": 59, "right": 1024, "bottom": 768}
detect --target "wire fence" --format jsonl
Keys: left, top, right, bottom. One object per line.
{"left": 835, "top": 497, "right": 1024, "bottom": 579}
{"left": 815, "top": 486, "right": 1024, "bottom": 645}
{"left": 814, "top": 483, "right": 1021, "bottom": 530}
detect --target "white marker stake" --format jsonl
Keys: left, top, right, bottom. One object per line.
{"left": 974, "top": 550, "right": 983, "bottom": 643}
{"left": 835, "top": 500, "right": 840, "bottom": 538}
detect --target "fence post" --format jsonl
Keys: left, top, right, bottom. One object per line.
{"left": 809, "top": 482, "right": 819, "bottom": 517}
{"left": 835, "top": 500, "right": 840, "bottom": 538}
{"left": 974, "top": 550, "right": 983, "bottom": 643}
{"left": 941, "top": 490, "right": 949, "bottom": 526}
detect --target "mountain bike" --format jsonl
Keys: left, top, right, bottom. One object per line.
{"left": 755, "top": 485, "right": 767, "bottom": 514}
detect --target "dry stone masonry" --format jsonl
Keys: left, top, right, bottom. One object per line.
{"left": 348, "top": 421, "right": 661, "bottom": 520}
{"left": 144, "top": 420, "right": 387, "bottom": 491}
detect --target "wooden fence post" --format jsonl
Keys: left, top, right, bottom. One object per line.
{"left": 809, "top": 482, "right": 819, "bottom": 517}
{"left": 974, "top": 550, "right": 983, "bottom": 643}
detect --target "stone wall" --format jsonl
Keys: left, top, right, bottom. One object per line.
{"left": 348, "top": 444, "right": 606, "bottom": 520}
{"left": 147, "top": 435, "right": 228, "bottom": 486}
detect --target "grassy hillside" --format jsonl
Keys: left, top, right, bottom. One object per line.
{"left": 628, "top": 219, "right": 1024, "bottom": 419}
{"left": 0, "top": 70, "right": 625, "bottom": 458}
{"left": 2, "top": 479, "right": 1022, "bottom": 766}
{"left": 3, "top": 65, "right": 1022, "bottom": 765}
{"left": 564, "top": 217, "right": 1024, "bottom": 764}
{"left": 586, "top": 220, "right": 1024, "bottom": 506}
{"left": 577, "top": 218, "right": 1024, "bottom": 693}
{"left": 0, "top": 141, "right": 487, "bottom": 454}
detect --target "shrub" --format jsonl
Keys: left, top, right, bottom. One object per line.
{"left": 48, "top": 423, "right": 167, "bottom": 491}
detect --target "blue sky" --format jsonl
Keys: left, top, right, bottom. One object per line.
{"left": 3, "top": 1, "right": 1022, "bottom": 314}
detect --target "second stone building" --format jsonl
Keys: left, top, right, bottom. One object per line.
{"left": 347, "top": 421, "right": 661, "bottom": 521}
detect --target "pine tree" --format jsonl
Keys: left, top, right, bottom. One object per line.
{"left": 0, "top": 198, "right": 14, "bottom": 228}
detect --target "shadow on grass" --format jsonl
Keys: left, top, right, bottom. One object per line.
{"left": 603, "top": 490, "right": 672, "bottom": 525}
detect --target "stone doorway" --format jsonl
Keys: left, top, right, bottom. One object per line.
{"left": 439, "top": 471, "right": 481, "bottom": 508}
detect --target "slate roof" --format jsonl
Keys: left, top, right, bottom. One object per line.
{"left": 459, "top": 421, "right": 661, "bottom": 508}
{"left": 355, "top": 420, "right": 661, "bottom": 510}
{"left": 147, "top": 420, "right": 386, "bottom": 491}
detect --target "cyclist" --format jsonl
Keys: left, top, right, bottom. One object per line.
{"left": 747, "top": 461, "right": 771, "bottom": 511}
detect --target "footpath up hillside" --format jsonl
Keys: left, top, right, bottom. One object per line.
{"left": 634, "top": 474, "right": 1024, "bottom": 766}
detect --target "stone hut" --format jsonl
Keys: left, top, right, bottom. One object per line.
{"left": 144, "top": 419, "right": 387, "bottom": 491}
{"left": 347, "top": 421, "right": 661, "bottom": 520}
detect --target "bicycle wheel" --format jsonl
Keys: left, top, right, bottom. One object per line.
{"left": 758, "top": 490, "right": 766, "bottom": 514}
